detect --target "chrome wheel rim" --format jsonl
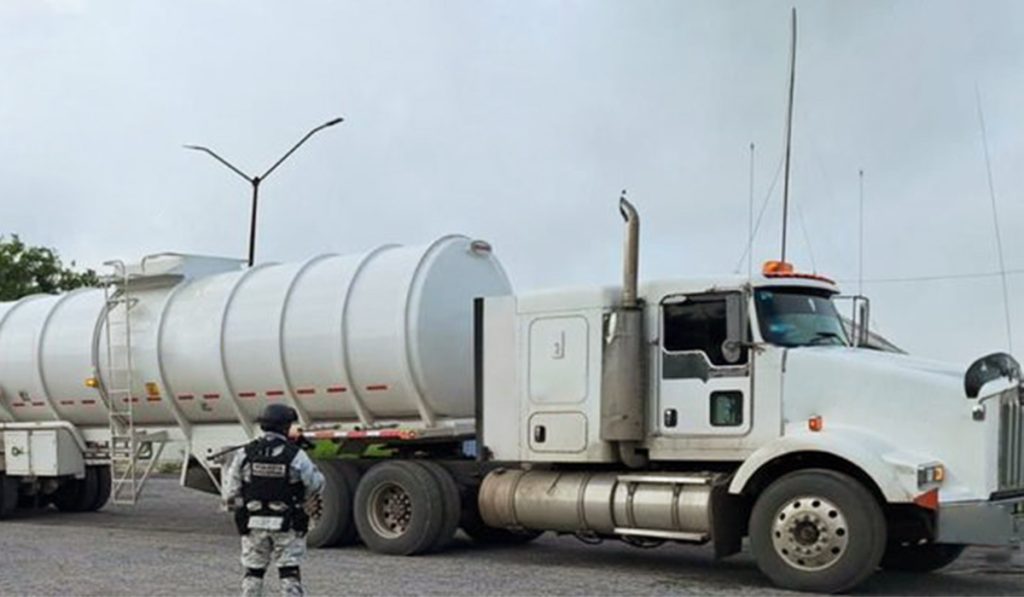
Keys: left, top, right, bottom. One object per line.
{"left": 771, "top": 495, "right": 849, "bottom": 571}
{"left": 367, "top": 482, "right": 412, "bottom": 539}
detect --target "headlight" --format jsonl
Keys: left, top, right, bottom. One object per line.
{"left": 917, "top": 463, "right": 945, "bottom": 488}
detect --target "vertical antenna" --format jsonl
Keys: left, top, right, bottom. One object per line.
{"left": 780, "top": 7, "right": 797, "bottom": 263}
{"left": 858, "top": 169, "right": 865, "bottom": 296}
{"left": 748, "top": 142, "right": 756, "bottom": 279}
{"left": 975, "top": 85, "right": 1014, "bottom": 353}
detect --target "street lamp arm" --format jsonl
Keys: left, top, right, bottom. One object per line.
{"left": 183, "top": 144, "right": 253, "bottom": 183}
{"left": 259, "top": 117, "right": 344, "bottom": 181}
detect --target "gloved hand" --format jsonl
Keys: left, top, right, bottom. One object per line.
{"left": 305, "top": 493, "right": 323, "bottom": 519}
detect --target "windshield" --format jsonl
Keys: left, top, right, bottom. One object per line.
{"left": 755, "top": 288, "right": 849, "bottom": 347}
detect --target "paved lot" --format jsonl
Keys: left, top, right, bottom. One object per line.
{"left": 0, "top": 477, "right": 1021, "bottom": 596}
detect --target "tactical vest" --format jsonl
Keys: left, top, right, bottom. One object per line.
{"left": 235, "top": 436, "right": 308, "bottom": 535}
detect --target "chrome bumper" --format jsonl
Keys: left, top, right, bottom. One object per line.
{"left": 937, "top": 496, "right": 1024, "bottom": 546}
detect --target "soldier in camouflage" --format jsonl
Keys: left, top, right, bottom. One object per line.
{"left": 223, "top": 404, "right": 325, "bottom": 597}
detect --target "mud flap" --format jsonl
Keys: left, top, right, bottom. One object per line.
{"left": 710, "top": 482, "right": 747, "bottom": 559}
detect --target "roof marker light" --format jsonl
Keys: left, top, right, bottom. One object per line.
{"left": 762, "top": 261, "right": 837, "bottom": 285}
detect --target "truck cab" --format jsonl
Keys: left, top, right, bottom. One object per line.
{"left": 477, "top": 200, "right": 1023, "bottom": 593}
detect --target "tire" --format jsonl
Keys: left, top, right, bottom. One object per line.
{"left": 459, "top": 483, "right": 542, "bottom": 545}
{"left": 53, "top": 467, "right": 100, "bottom": 513}
{"left": 0, "top": 473, "right": 18, "bottom": 519}
{"left": 881, "top": 543, "right": 965, "bottom": 572}
{"left": 749, "top": 469, "right": 886, "bottom": 594}
{"left": 52, "top": 476, "right": 85, "bottom": 512}
{"left": 88, "top": 466, "right": 112, "bottom": 512}
{"left": 414, "top": 462, "right": 461, "bottom": 552}
{"left": 306, "top": 460, "right": 360, "bottom": 548}
{"left": 354, "top": 461, "right": 445, "bottom": 556}
{"left": 75, "top": 467, "right": 100, "bottom": 512}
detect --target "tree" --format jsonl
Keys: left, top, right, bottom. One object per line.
{"left": 0, "top": 235, "right": 100, "bottom": 301}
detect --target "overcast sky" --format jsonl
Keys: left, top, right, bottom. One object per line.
{"left": 1, "top": 0, "right": 1021, "bottom": 365}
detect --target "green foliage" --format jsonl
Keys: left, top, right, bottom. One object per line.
{"left": 0, "top": 235, "right": 100, "bottom": 301}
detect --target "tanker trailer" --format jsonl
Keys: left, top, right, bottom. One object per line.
{"left": 2, "top": 202, "right": 1022, "bottom": 594}
{"left": 0, "top": 235, "right": 511, "bottom": 533}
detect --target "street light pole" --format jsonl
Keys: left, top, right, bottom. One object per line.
{"left": 185, "top": 117, "right": 344, "bottom": 267}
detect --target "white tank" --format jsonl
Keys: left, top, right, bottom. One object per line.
{"left": 0, "top": 236, "right": 511, "bottom": 430}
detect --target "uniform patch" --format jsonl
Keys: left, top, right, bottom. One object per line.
{"left": 251, "top": 462, "right": 287, "bottom": 478}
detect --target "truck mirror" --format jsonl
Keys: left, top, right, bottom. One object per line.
{"left": 722, "top": 293, "right": 748, "bottom": 365}
{"left": 964, "top": 352, "right": 1021, "bottom": 399}
{"left": 855, "top": 297, "right": 870, "bottom": 348}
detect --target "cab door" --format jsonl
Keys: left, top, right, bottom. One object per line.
{"left": 657, "top": 292, "right": 752, "bottom": 437}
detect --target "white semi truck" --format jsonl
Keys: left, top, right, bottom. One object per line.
{"left": 0, "top": 200, "right": 1020, "bottom": 593}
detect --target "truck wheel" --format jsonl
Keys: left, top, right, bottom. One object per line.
{"left": 749, "top": 469, "right": 886, "bottom": 594}
{"left": 0, "top": 473, "right": 18, "bottom": 518}
{"left": 881, "top": 543, "right": 965, "bottom": 572}
{"left": 88, "top": 466, "right": 112, "bottom": 511}
{"left": 414, "top": 462, "right": 461, "bottom": 552}
{"left": 354, "top": 461, "right": 444, "bottom": 555}
{"left": 307, "top": 460, "right": 360, "bottom": 548}
{"left": 53, "top": 467, "right": 100, "bottom": 513}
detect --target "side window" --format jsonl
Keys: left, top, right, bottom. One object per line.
{"left": 662, "top": 294, "right": 747, "bottom": 368}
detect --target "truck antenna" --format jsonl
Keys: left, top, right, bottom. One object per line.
{"left": 858, "top": 168, "right": 865, "bottom": 296}
{"left": 780, "top": 7, "right": 797, "bottom": 263}
{"left": 747, "top": 142, "right": 756, "bottom": 279}
{"left": 975, "top": 84, "right": 1014, "bottom": 353}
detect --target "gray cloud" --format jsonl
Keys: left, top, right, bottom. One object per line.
{"left": 1, "top": 0, "right": 1020, "bottom": 364}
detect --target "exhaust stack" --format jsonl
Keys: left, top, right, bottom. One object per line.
{"left": 620, "top": 196, "right": 639, "bottom": 308}
{"left": 600, "top": 193, "right": 648, "bottom": 468}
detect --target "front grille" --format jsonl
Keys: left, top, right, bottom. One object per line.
{"left": 998, "top": 386, "right": 1024, "bottom": 491}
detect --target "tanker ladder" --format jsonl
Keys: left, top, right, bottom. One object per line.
{"left": 102, "top": 261, "right": 168, "bottom": 505}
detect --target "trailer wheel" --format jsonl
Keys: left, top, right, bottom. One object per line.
{"left": 354, "top": 461, "right": 444, "bottom": 555}
{"left": 880, "top": 542, "right": 965, "bottom": 572}
{"left": 414, "top": 462, "right": 461, "bottom": 552}
{"left": 749, "top": 469, "right": 886, "bottom": 594}
{"left": 88, "top": 466, "right": 112, "bottom": 511}
{"left": 307, "top": 460, "right": 360, "bottom": 548}
{"left": 53, "top": 467, "right": 100, "bottom": 513}
{"left": 459, "top": 483, "right": 542, "bottom": 545}
{"left": 0, "top": 473, "right": 18, "bottom": 519}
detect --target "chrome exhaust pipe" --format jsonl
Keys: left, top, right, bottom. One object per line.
{"left": 601, "top": 193, "right": 647, "bottom": 468}
{"left": 619, "top": 195, "right": 639, "bottom": 309}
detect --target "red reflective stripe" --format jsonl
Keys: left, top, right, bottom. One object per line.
{"left": 296, "top": 388, "right": 315, "bottom": 395}
{"left": 122, "top": 398, "right": 140, "bottom": 404}
{"left": 202, "top": 393, "right": 220, "bottom": 400}
{"left": 913, "top": 488, "right": 939, "bottom": 510}
{"left": 178, "top": 394, "right": 195, "bottom": 401}
{"left": 147, "top": 396, "right": 162, "bottom": 402}
{"left": 32, "top": 402, "right": 46, "bottom": 406}
{"left": 266, "top": 390, "right": 284, "bottom": 397}
{"left": 307, "top": 429, "right": 418, "bottom": 441}
{"left": 82, "top": 400, "right": 97, "bottom": 405}
{"left": 239, "top": 392, "right": 257, "bottom": 398}
{"left": 366, "top": 384, "right": 388, "bottom": 392}
{"left": 11, "top": 404, "right": 25, "bottom": 408}
{"left": 326, "top": 386, "right": 347, "bottom": 393}
{"left": 59, "top": 400, "right": 75, "bottom": 406}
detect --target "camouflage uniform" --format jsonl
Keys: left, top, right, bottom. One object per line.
{"left": 224, "top": 431, "right": 325, "bottom": 597}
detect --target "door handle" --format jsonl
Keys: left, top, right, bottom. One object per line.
{"left": 663, "top": 408, "right": 678, "bottom": 428}
{"left": 533, "top": 425, "right": 547, "bottom": 443}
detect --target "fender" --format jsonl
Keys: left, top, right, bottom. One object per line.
{"left": 727, "top": 425, "right": 935, "bottom": 503}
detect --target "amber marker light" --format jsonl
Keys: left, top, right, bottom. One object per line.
{"left": 808, "top": 415, "right": 824, "bottom": 432}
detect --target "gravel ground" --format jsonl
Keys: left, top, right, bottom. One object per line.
{"left": 0, "top": 477, "right": 1021, "bottom": 596}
